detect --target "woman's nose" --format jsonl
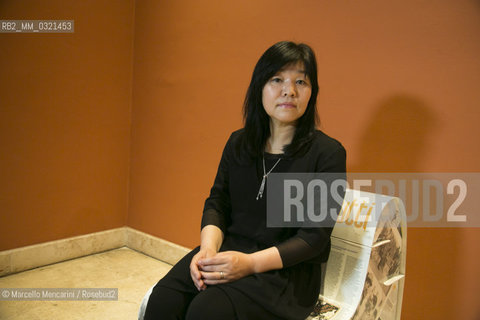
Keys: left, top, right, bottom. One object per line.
{"left": 282, "top": 82, "right": 296, "bottom": 97}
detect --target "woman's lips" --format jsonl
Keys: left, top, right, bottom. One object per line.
{"left": 277, "top": 103, "right": 296, "bottom": 109}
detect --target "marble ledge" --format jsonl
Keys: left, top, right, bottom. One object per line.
{"left": 125, "top": 227, "right": 190, "bottom": 266}
{"left": 0, "top": 227, "right": 190, "bottom": 277}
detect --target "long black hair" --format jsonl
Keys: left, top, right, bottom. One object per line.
{"left": 239, "top": 41, "right": 320, "bottom": 160}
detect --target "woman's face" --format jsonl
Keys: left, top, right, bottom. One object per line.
{"left": 262, "top": 62, "right": 312, "bottom": 127}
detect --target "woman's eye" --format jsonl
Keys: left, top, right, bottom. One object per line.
{"left": 271, "top": 77, "right": 282, "bottom": 83}
{"left": 296, "top": 79, "right": 307, "bottom": 85}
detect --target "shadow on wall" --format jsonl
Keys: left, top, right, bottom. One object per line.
{"left": 348, "top": 95, "right": 465, "bottom": 319}
{"left": 349, "top": 94, "right": 437, "bottom": 173}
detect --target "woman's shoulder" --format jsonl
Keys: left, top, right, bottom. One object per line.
{"left": 229, "top": 128, "right": 245, "bottom": 140}
{"left": 222, "top": 128, "right": 253, "bottom": 165}
{"left": 311, "top": 130, "right": 345, "bottom": 154}
{"left": 224, "top": 128, "right": 247, "bottom": 149}
{"left": 221, "top": 128, "right": 245, "bottom": 156}
{"left": 309, "top": 130, "right": 346, "bottom": 172}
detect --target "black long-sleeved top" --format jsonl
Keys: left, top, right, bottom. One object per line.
{"left": 202, "top": 129, "right": 346, "bottom": 267}
{"left": 158, "top": 129, "right": 346, "bottom": 320}
{"left": 197, "top": 129, "right": 346, "bottom": 319}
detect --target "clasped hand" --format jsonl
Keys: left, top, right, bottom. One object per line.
{"left": 190, "top": 249, "right": 254, "bottom": 291}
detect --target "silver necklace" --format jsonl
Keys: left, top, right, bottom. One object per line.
{"left": 256, "top": 157, "right": 282, "bottom": 200}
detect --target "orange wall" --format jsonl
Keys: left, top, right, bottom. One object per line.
{"left": 128, "top": 1, "right": 480, "bottom": 319}
{"left": 0, "top": 0, "right": 134, "bottom": 249}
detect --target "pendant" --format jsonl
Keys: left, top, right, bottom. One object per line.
{"left": 256, "top": 174, "right": 267, "bottom": 200}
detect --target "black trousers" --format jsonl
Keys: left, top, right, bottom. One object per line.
{"left": 144, "top": 284, "right": 237, "bottom": 320}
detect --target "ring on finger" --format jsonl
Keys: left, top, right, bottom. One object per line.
{"left": 220, "top": 271, "right": 225, "bottom": 280}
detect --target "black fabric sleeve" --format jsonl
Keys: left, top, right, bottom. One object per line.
{"left": 276, "top": 145, "right": 347, "bottom": 267}
{"left": 200, "top": 135, "right": 233, "bottom": 234}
